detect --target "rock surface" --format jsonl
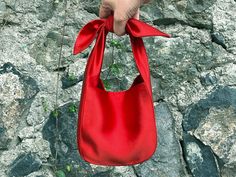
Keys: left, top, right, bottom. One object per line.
{"left": 0, "top": 0, "right": 236, "bottom": 176}
{"left": 134, "top": 103, "right": 186, "bottom": 177}
{"left": 8, "top": 152, "right": 42, "bottom": 177}
{"left": 182, "top": 133, "right": 220, "bottom": 177}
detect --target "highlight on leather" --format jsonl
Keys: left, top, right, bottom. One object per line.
{"left": 73, "top": 15, "right": 171, "bottom": 166}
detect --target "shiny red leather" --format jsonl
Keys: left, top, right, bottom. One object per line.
{"left": 73, "top": 15, "right": 170, "bottom": 166}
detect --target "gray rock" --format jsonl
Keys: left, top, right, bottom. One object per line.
{"left": 92, "top": 170, "right": 113, "bottom": 177}
{"left": 42, "top": 102, "right": 93, "bottom": 177}
{"left": 183, "top": 86, "right": 236, "bottom": 131}
{"left": 8, "top": 152, "right": 42, "bottom": 177}
{"left": 0, "top": 62, "right": 39, "bottom": 149}
{"left": 113, "top": 166, "right": 136, "bottom": 177}
{"left": 19, "top": 137, "right": 51, "bottom": 162}
{"left": 0, "top": 120, "right": 9, "bottom": 150}
{"left": 200, "top": 72, "right": 218, "bottom": 86}
{"left": 0, "top": 0, "right": 6, "bottom": 23}
{"left": 36, "top": 0, "right": 55, "bottom": 22}
{"left": 134, "top": 102, "right": 186, "bottom": 177}
{"left": 212, "top": 0, "right": 236, "bottom": 54}
{"left": 211, "top": 32, "right": 227, "bottom": 49}
{"left": 221, "top": 167, "right": 236, "bottom": 177}
{"left": 0, "top": 136, "right": 51, "bottom": 171}
{"left": 80, "top": 0, "right": 100, "bottom": 16}
{"left": 1, "top": 0, "right": 236, "bottom": 176}
{"left": 182, "top": 133, "right": 220, "bottom": 177}
{"left": 141, "top": 0, "right": 214, "bottom": 29}
{"left": 185, "top": 0, "right": 214, "bottom": 29}
{"left": 144, "top": 24, "right": 216, "bottom": 108}
{"left": 25, "top": 168, "right": 54, "bottom": 177}
{"left": 194, "top": 106, "right": 236, "bottom": 167}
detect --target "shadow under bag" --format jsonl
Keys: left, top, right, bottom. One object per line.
{"left": 73, "top": 15, "right": 170, "bottom": 166}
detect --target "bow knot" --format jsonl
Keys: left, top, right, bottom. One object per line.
{"left": 73, "top": 15, "right": 171, "bottom": 55}
{"left": 104, "top": 15, "right": 114, "bottom": 32}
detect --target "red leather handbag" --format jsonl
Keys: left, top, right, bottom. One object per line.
{"left": 73, "top": 15, "right": 170, "bottom": 166}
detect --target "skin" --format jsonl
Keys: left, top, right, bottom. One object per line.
{"left": 99, "top": 0, "right": 150, "bottom": 36}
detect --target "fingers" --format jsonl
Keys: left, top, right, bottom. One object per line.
{"left": 133, "top": 8, "right": 140, "bottom": 20}
{"left": 99, "top": 0, "right": 141, "bottom": 36}
{"left": 113, "top": 12, "right": 128, "bottom": 36}
{"left": 113, "top": 8, "right": 139, "bottom": 36}
{"left": 99, "top": 3, "right": 112, "bottom": 18}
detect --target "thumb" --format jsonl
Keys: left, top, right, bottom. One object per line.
{"left": 133, "top": 9, "right": 140, "bottom": 20}
{"left": 99, "top": 4, "right": 112, "bottom": 18}
{"left": 113, "top": 9, "right": 140, "bottom": 36}
{"left": 113, "top": 12, "right": 128, "bottom": 36}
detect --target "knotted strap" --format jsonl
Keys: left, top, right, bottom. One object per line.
{"left": 73, "top": 15, "right": 171, "bottom": 55}
{"left": 73, "top": 15, "right": 170, "bottom": 96}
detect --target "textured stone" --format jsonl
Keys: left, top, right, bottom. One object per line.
{"left": 194, "top": 106, "right": 236, "bottom": 167}
{"left": 0, "top": 121, "right": 9, "bottom": 150}
{"left": 113, "top": 166, "right": 136, "bottom": 177}
{"left": 42, "top": 102, "right": 93, "bottom": 177}
{"left": 221, "top": 167, "right": 236, "bottom": 177}
{"left": 8, "top": 152, "right": 42, "bottom": 177}
{"left": 0, "top": 63, "right": 39, "bottom": 149}
{"left": 19, "top": 137, "right": 51, "bottom": 162}
{"left": 141, "top": 0, "right": 214, "bottom": 29}
{"left": 0, "top": 136, "right": 51, "bottom": 171}
{"left": 214, "top": 63, "right": 236, "bottom": 86}
{"left": 134, "top": 103, "right": 186, "bottom": 177}
{"left": 1, "top": 0, "right": 236, "bottom": 176}
{"left": 182, "top": 133, "right": 220, "bottom": 177}
{"left": 145, "top": 24, "right": 215, "bottom": 107}
{"left": 18, "top": 126, "right": 36, "bottom": 140}
{"left": 213, "top": 0, "right": 236, "bottom": 54}
{"left": 0, "top": 72, "right": 24, "bottom": 105}
{"left": 183, "top": 86, "right": 236, "bottom": 131}
{"left": 0, "top": 0, "right": 6, "bottom": 23}
{"left": 25, "top": 168, "right": 54, "bottom": 177}
{"left": 211, "top": 32, "right": 227, "bottom": 49}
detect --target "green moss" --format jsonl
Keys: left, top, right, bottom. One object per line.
{"left": 52, "top": 109, "right": 60, "bottom": 118}
{"left": 68, "top": 103, "right": 77, "bottom": 113}
{"left": 66, "top": 164, "right": 72, "bottom": 172}
{"left": 55, "top": 170, "right": 66, "bottom": 177}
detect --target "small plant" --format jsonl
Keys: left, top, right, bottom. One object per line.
{"left": 77, "top": 165, "right": 81, "bottom": 171}
{"left": 42, "top": 98, "right": 48, "bottom": 112}
{"left": 68, "top": 73, "right": 77, "bottom": 81}
{"left": 68, "top": 103, "right": 77, "bottom": 113}
{"left": 55, "top": 170, "right": 66, "bottom": 177}
{"left": 110, "top": 63, "right": 121, "bottom": 75}
{"left": 102, "top": 79, "right": 112, "bottom": 90}
{"left": 110, "top": 39, "right": 122, "bottom": 49}
{"left": 52, "top": 109, "right": 60, "bottom": 118}
{"left": 66, "top": 164, "right": 72, "bottom": 172}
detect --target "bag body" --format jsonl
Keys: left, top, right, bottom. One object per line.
{"left": 73, "top": 15, "right": 170, "bottom": 166}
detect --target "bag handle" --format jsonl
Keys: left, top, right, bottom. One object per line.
{"left": 73, "top": 15, "right": 170, "bottom": 96}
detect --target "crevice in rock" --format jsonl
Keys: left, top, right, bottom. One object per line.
{"left": 154, "top": 98, "right": 165, "bottom": 103}
{"left": 153, "top": 18, "right": 213, "bottom": 31}
{"left": 42, "top": 102, "right": 93, "bottom": 176}
{"left": 53, "top": 66, "right": 67, "bottom": 72}
{"left": 0, "top": 62, "right": 40, "bottom": 149}
{"left": 210, "top": 32, "right": 227, "bottom": 50}
{"left": 0, "top": 18, "right": 20, "bottom": 27}
{"left": 181, "top": 132, "right": 220, "bottom": 177}
{"left": 61, "top": 72, "right": 83, "bottom": 89}
{"left": 179, "top": 139, "right": 192, "bottom": 176}
{"left": 131, "top": 166, "right": 140, "bottom": 177}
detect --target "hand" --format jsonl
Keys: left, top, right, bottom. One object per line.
{"left": 99, "top": 0, "right": 150, "bottom": 36}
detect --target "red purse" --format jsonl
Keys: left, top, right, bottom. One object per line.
{"left": 73, "top": 15, "right": 170, "bottom": 166}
